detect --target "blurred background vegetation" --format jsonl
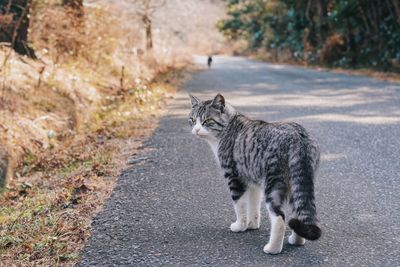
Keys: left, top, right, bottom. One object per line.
{"left": 218, "top": 0, "right": 400, "bottom": 71}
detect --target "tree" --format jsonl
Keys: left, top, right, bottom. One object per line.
{"left": 218, "top": 0, "right": 400, "bottom": 71}
{"left": 132, "top": 0, "right": 166, "bottom": 50}
{"left": 392, "top": 0, "right": 400, "bottom": 22}
{"left": 0, "top": 0, "right": 36, "bottom": 58}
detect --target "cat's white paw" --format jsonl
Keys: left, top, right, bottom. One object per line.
{"left": 230, "top": 221, "right": 247, "bottom": 232}
{"left": 288, "top": 232, "right": 305, "bottom": 246}
{"left": 263, "top": 242, "right": 283, "bottom": 254}
{"left": 247, "top": 218, "right": 260, "bottom": 230}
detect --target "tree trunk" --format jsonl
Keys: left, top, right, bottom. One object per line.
{"left": 143, "top": 15, "right": 153, "bottom": 50}
{"left": 357, "top": 0, "right": 371, "bottom": 35}
{"left": 346, "top": 20, "right": 357, "bottom": 66}
{"left": 0, "top": 0, "right": 36, "bottom": 58}
{"left": 0, "top": 148, "right": 8, "bottom": 188}
{"left": 391, "top": 0, "right": 400, "bottom": 22}
{"left": 316, "top": 0, "right": 327, "bottom": 44}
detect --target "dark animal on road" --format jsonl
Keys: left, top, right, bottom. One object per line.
{"left": 188, "top": 94, "right": 321, "bottom": 254}
{"left": 207, "top": 56, "right": 213, "bottom": 68}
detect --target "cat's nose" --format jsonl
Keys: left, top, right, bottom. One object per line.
{"left": 195, "top": 128, "right": 200, "bottom": 134}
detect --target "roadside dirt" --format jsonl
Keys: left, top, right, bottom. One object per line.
{"left": 0, "top": 69, "right": 192, "bottom": 266}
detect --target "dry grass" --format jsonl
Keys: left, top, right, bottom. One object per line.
{"left": 249, "top": 51, "right": 400, "bottom": 84}
{"left": 0, "top": 0, "right": 193, "bottom": 265}
{"left": 0, "top": 69, "right": 186, "bottom": 266}
{"left": 316, "top": 67, "right": 400, "bottom": 83}
{"left": 0, "top": 0, "right": 193, "bottom": 179}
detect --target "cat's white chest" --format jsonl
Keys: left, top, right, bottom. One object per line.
{"left": 206, "top": 139, "right": 220, "bottom": 165}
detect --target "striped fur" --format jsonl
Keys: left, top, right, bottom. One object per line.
{"left": 189, "top": 94, "right": 321, "bottom": 254}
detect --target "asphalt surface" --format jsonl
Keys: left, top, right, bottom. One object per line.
{"left": 78, "top": 56, "right": 400, "bottom": 266}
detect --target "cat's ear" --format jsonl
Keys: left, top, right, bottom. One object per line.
{"left": 211, "top": 93, "right": 225, "bottom": 111}
{"left": 189, "top": 94, "right": 200, "bottom": 108}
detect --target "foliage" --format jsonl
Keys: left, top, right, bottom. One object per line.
{"left": 218, "top": 0, "right": 400, "bottom": 71}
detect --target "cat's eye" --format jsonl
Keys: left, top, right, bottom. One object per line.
{"left": 202, "top": 118, "right": 215, "bottom": 125}
{"left": 188, "top": 117, "right": 195, "bottom": 124}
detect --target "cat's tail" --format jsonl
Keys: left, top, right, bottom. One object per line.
{"left": 288, "top": 144, "right": 321, "bottom": 241}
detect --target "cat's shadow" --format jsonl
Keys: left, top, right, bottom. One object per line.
{"left": 177, "top": 223, "right": 302, "bottom": 255}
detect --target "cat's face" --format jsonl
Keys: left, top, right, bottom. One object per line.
{"left": 188, "top": 94, "right": 230, "bottom": 140}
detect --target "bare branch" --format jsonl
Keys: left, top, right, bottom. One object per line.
{"left": 131, "top": 0, "right": 166, "bottom": 15}
{"left": 148, "top": 0, "right": 166, "bottom": 11}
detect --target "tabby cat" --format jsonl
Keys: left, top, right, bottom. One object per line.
{"left": 188, "top": 94, "right": 321, "bottom": 254}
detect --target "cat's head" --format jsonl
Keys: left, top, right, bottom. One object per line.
{"left": 188, "top": 94, "right": 235, "bottom": 140}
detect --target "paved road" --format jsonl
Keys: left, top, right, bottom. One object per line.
{"left": 79, "top": 56, "right": 400, "bottom": 266}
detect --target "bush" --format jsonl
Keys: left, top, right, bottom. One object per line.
{"left": 218, "top": 0, "right": 400, "bottom": 71}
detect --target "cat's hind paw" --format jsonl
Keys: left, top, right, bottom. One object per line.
{"left": 230, "top": 222, "right": 247, "bottom": 232}
{"left": 288, "top": 232, "right": 305, "bottom": 246}
{"left": 263, "top": 242, "right": 283, "bottom": 254}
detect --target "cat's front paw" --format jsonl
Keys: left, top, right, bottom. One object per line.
{"left": 247, "top": 218, "right": 260, "bottom": 230}
{"left": 230, "top": 221, "right": 247, "bottom": 232}
{"left": 288, "top": 232, "right": 305, "bottom": 246}
{"left": 263, "top": 242, "right": 283, "bottom": 254}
